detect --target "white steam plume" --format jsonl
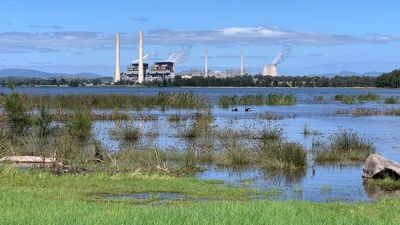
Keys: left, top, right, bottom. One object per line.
{"left": 132, "top": 51, "right": 158, "bottom": 63}
{"left": 167, "top": 48, "right": 189, "bottom": 64}
{"left": 271, "top": 47, "right": 291, "bottom": 65}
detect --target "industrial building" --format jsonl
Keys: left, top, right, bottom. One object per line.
{"left": 121, "top": 63, "right": 149, "bottom": 81}
{"left": 147, "top": 62, "right": 175, "bottom": 81}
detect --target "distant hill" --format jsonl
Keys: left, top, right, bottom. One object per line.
{"left": 319, "top": 71, "right": 383, "bottom": 77}
{"left": 0, "top": 69, "right": 105, "bottom": 79}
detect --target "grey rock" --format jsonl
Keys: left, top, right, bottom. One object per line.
{"left": 363, "top": 154, "right": 400, "bottom": 179}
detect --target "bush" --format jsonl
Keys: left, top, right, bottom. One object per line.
{"left": 66, "top": 111, "right": 92, "bottom": 142}
{"left": 4, "top": 92, "right": 32, "bottom": 135}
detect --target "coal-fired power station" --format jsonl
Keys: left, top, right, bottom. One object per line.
{"left": 113, "top": 30, "right": 286, "bottom": 82}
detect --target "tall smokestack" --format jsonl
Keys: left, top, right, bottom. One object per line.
{"left": 114, "top": 33, "right": 121, "bottom": 83}
{"left": 204, "top": 48, "right": 208, "bottom": 77}
{"left": 138, "top": 31, "right": 144, "bottom": 83}
{"left": 240, "top": 49, "right": 244, "bottom": 76}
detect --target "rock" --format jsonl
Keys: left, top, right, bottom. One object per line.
{"left": 363, "top": 154, "right": 400, "bottom": 179}
{"left": 0, "top": 156, "right": 56, "bottom": 164}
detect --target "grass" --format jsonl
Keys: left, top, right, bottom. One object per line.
{"left": 334, "top": 93, "right": 380, "bottom": 104}
{"left": 3, "top": 169, "right": 400, "bottom": 225}
{"left": 366, "top": 178, "right": 400, "bottom": 191}
{"left": 259, "top": 141, "right": 307, "bottom": 170}
{"left": 384, "top": 96, "right": 400, "bottom": 104}
{"left": 313, "top": 129, "right": 375, "bottom": 163}
{"left": 111, "top": 121, "right": 142, "bottom": 141}
{"left": 266, "top": 94, "right": 296, "bottom": 105}
{"left": 219, "top": 94, "right": 296, "bottom": 107}
{"left": 14, "top": 92, "right": 210, "bottom": 110}
{"left": 259, "top": 112, "right": 283, "bottom": 120}
{"left": 301, "top": 125, "right": 321, "bottom": 136}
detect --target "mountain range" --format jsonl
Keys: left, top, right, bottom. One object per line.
{"left": 0, "top": 69, "right": 105, "bottom": 79}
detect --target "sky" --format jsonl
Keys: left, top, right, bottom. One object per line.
{"left": 0, "top": 0, "right": 400, "bottom": 76}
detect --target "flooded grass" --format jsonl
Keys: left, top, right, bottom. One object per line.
{"left": 302, "top": 125, "right": 321, "bottom": 136}
{"left": 366, "top": 178, "right": 400, "bottom": 191}
{"left": 266, "top": 93, "right": 296, "bottom": 105}
{"left": 259, "top": 112, "right": 283, "bottom": 120}
{"left": 384, "top": 96, "right": 400, "bottom": 104}
{"left": 334, "top": 93, "right": 380, "bottom": 104}
{"left": 313, "top": 129, "right": 375, "bottom": 163}
{"left": 259, "top": 141, "right": 307, "bottom": 170}
{"left": 111, "top": 122, "right": 142, "bottom": 142}
{"left": 24, "top": 92, "right": 210, "bottom": 110}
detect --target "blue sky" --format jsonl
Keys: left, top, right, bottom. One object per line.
{"left": 0, "top": 0, "right": 400, "bottom": 75}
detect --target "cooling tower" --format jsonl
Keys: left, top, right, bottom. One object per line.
{"left": 262, "top": 64, "right": 278, "bottom": 77}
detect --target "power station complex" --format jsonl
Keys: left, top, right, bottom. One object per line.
{"left": 113, "top": 32, "right": 279, "bottom": 83}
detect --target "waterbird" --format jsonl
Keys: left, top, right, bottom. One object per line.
{"left": 232, "top": 107, "right": 238, "bottom": 112}
{"left": 245, "top": 107, "right": 251, "bottom": 112}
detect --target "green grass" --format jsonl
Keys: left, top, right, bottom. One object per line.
{"left": 15, "top": 92, "right": 209, "bottom": 110}
{"left": 384, "top": 96, "right": 400, "bottom": 104}
{"left": 266, "top": 94, "right": 296, "bottom": 105}
{"left": 259, "top": 142, "right": 307, "bottom": 169}
{"left": 313, "top": 129, "right": 375, "bottom": 163}
{"left": 366, "top": 178, "right": 400, "bottom": 191}
{"left": 1, "top": 169, "right": 400, "bottom": 225}
{"left": 334, "top": 93, "right": 380, "bottom": 104}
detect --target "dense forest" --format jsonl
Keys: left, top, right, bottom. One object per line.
{"left": 2, "top": 69, "right": 400, "bottom": 88}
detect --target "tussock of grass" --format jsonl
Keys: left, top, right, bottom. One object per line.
{"left": 259, "top": 141, "right": 307, "bottom": 169}
{"left": 334, "top": 93, "right": 380, "bottom": 104}
{"left": 384, "top": 96, "right": 400, "bottom": 104}
{"left": 266, "top": 94, "right": 296, "bottom": 105}
{"left": 366, "top": 178, "right": 400, "bottom": 191}
{"left": 313, "top": 129, "right": 375, "bottom": 163}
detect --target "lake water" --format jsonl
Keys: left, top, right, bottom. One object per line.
{"left": 3, "top": 86, "right": 400, "bottom": 202}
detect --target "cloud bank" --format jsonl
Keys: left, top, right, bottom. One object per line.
{"left": 0, "top": 26, "right": 398, "bottom": 54}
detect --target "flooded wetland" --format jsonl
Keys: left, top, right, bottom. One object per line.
{"left": 2, "top": 86, "right": 400, "bottom": 202}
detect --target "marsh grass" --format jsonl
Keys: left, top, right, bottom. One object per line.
{"left": 266, "top": 94, "right": 296, "bottom": 105}
{"left": 352, "top": 108, "right": 380, "bottom": 116}
{"left": 111, "top": 121, "right": 142, "bottom": 142}
{"left": 384, "top": 96, "right": 400, "bottom": 104}
{"left": 313, "top": 129, "right": 375, "bottom": 163}
{"left": 366, "top": 178, "right": 400, "bottom": 191}
{"left": 23, "top": 92, "right": 209, "bottom": 110}
{"left": 334, "top": 93, "right": 380, "bottom": 104}
{"left": 259, "top": 141, "right": 307, "bottom": 170}
{"left": 302, "top": 125, "right": 321, "bottom": 136}
{"left": 259, "top": 112, "right": 283, "bottom": 120}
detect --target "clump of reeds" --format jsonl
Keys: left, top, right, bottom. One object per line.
{"left": 351, "top": 108, "right": 379, "bottom": 116}
{"left": 266, "top": 94, "right": 296, "bottom": 105}
{"left": 301, "top": 125, "right": 321, "bottom": 136}
{"left": 111, "top": 121, "right": 142, "bottom": 141}
{"left": 384, "top": 96, "right": 400, "bottom": 104}
{"left": 365, "top": 178, "right": 400, "bottom": 191}
{"left": 259, "top": 112, "right": 283, "bottom": 120}
{"left": 257, "top": 125, "right": 284, "bottom": 141}
{"left": 259, "top": 141, "right": 307, "bottom": 169}
{"left": 334, "top": 93, "right": 380, "bottom": 104}
{"left": 313, "top": 129, "right": 375, "bottom": 163}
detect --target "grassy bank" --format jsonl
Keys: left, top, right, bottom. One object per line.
{"left": 0, "top": 169, "right": 400, "bottom": 225}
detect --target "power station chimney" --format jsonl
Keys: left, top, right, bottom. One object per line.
{"left": 114, "top": 33, "right": 121, "bottom": 83}
{"left": 240, "top": 49, "right": 244, "bottom": 76}
{"left": 204, "top": 48, "right": 208, "bottom": 77}
{"left": 138, "top": 31, "right": 144, "bottom": 83}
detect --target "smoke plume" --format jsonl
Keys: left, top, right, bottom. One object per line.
{"left": 167, "top": 48, "right": 189, "bottom": 64}
{"left": 132, "top": 51, "right": 158, "bottom": 63}
{"left": 271, "top": 47, "right": 291, "bottom": 65}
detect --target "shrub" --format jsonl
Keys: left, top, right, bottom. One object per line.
{"left": 66, "top": 111, "right": 92, "bottom": 142}
{"left": 4, "top": 92, "right": 32, "bottom": 135}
